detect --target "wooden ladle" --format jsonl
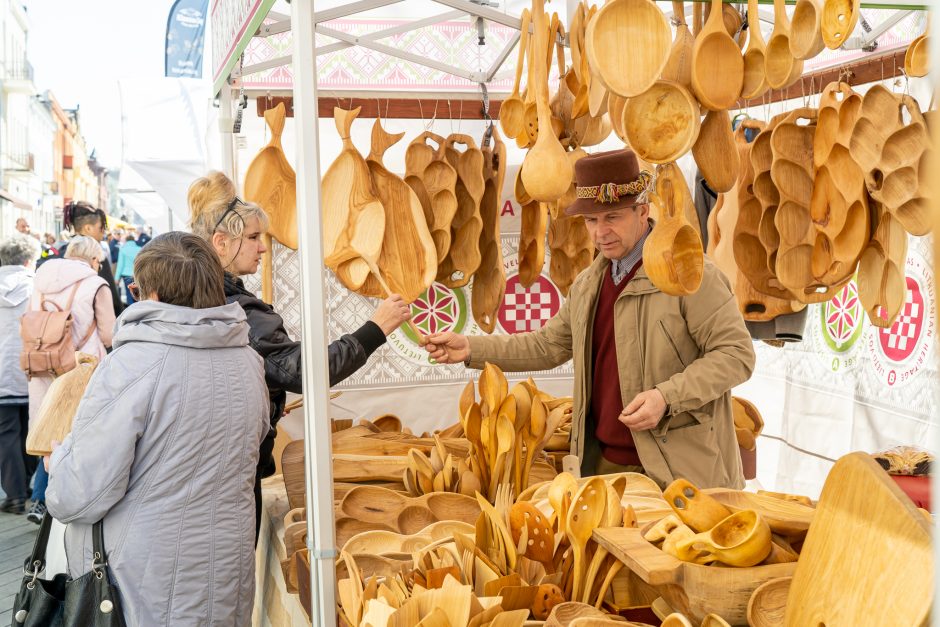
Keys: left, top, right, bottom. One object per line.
{"left": 741, "top": 0, "right": 769, "bottom": 99}
{"left": 674, "top": 509, "right": 773, "bottom": 566}
{"left": 790, "top": 0, "right": 826, "bottom": 59}
{"left": 500, "top": 8, "right": 530, "bottom": 140}
{"left": 692, "top": 0, "right": 744, "bottom": 110}
{"left": 765, "top": 0, "right": 804, "bottom": 89}
{"left": 643, "top": 164, "right": 704, "bottom": 295}
{"left": 520, "top": 3, "right": 572, "bottom": 202}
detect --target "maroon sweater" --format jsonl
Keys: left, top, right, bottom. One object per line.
{"left": 591, "top": 260, "right": 644, "bottom": 466}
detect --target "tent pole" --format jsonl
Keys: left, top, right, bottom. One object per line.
{"left": 219, "top": 84, "right": 236, "bottom": 180}
{"left": 292, "top": 0, "right": 338, "bottom": 625}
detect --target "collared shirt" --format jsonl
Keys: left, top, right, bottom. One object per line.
{"left": 611, "top": 223, "right": 652, "bottom": 285}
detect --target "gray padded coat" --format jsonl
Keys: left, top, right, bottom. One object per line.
{"left": 46, "top": 300, "right": 269, "bottom": 626}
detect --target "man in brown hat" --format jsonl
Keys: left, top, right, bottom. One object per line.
{"left": 424, "top": 149, "right": 755, "bottom": 489}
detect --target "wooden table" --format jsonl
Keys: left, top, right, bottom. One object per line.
{"left": 252, "top": 476, "right": 313, "bottom": 627}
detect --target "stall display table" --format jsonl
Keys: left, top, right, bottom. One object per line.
{"left": 252, "top": 476, "right": 313, "bottom": 627}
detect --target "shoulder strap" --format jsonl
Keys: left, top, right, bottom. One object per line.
{"left": 92, "top": 520, "right": 110, "bottom": 568}
{"left": 63, "top": 280, "right": 84, "bottom": 311}
{"left": 22, "top": 512, "right": 53, "bottom": 579}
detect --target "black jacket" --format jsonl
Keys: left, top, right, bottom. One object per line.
{"left": 223, "top": 273, "right": 386, "bottom": 477}
{"left": 37, "top": 241, "right": 124, "bottom": 317}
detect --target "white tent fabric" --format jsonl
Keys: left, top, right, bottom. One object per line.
{"left": 117, "top": 77, "right": 216, "bottom": 230}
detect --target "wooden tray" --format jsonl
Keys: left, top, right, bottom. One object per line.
{"left": 595, "top": 526, "right": 796, "bottom": 625}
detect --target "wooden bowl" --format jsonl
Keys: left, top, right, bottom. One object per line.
{"left": 339, "top": 485, "right": 407, "bottom": 523}
{"left": 676, "top": 510, "right": 773, "bottom": 567}
{"left": 746, "top": 576, "right": 792, "bottom": 627}
{"left": 595, "top": 525, "right": 797, "bottom": 625}
{"left": 624, "top": 80, "right": 701, "bottom": 164}
{"left": 423, "top": 492, "right": 483, "bottom": 524}
{"left": 396, "top": 505, "right": 438, "bottom": 535}
{"left": 585, "top": 0, "right": 672, "bottom": 98}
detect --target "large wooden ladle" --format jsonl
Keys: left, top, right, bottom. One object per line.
{"left": 499, "top": 8, "right": 531, "bottom": 140}
{"left": 741, "top": 0, "right": 769, "bottom": 99}
{"left": 520, "top": 1, "right": 572, "bottom": 202}
{"left": 692, "top": 0, "right": 744, "bottom": 110}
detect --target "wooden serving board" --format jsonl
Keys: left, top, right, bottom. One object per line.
{"left": 784, "top": 453, "right": 932, "bottom": 626}
{"left": 703, "top": 488, "right": 814, "bottom": 538}
{"left": 471, "top": 129, "right": 508, "bottom": 334}
{"left": 27, "top": 353, "right": 99, "bottom": 456}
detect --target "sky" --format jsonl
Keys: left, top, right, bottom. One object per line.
{"left": 26, "top": 0, "right": 194, "bottom": 170}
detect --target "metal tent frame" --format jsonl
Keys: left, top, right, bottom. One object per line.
{"left": 212, "top": 1, "right": 935, "bottom": 625}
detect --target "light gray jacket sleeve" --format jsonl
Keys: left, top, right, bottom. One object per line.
{"left": 46, "top": 351, "right": 165, "bottom": 524}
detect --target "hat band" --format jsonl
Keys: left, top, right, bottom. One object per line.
{"left": 575, "top": 171, "right": 652, "bottom": 204}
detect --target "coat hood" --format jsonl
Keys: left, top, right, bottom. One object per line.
{"left": 113, "top": 300, "right": 249, "bottom": 350}
{"left": 33, "top": 258, "right": 98, "bottom": 295}
{"left": 0, "top": 265, "right": 33, "bottom": 308}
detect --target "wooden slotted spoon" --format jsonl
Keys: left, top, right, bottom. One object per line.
{"left": 566, "top": 477, "right": 608, "bottom": 603}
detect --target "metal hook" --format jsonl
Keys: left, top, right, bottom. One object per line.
{"left": 447, "top": 100, "right": 454, "bottom": 133}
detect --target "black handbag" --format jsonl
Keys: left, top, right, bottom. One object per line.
{"left": 11, "top": 513, "right": 126, "bottom": 627}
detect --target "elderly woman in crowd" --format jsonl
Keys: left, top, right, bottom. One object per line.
{"left": 25, "top": 235, "right": 115, "bottom": 523}
{"left": 0, "top": 234, "right": 42, "bottom": 514}
{"left": 47, "top": 232, "right": 269, "bottom": 626}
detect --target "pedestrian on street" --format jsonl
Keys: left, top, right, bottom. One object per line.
{"left": 115, "top": 231, "right": 142, "bottom": 305}
{"left": 187, "top": 171, "right": 412, "bottom": 541}
{"left": 25, "top": 235, "right": 115, "bottom": 523}
{"left": 46, "top": 232, "right": 268, "bottom": 626}
{"left": 0, "top": 234, "right": 41, "bottom": 514}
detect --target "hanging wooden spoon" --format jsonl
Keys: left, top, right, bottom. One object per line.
{"left": 741, "top": 0, "right": 769, "bottom": 99}
{"left": 692, "top": 0, "right": 744, "bottom": 110}
{"left": 500, "top": 8, "right": 531, "bottom": 140}
{"left": 765, "top": 0, "right": 804, "bottom": 89}
{"left": 692, "top": 109, "right": 741, "bottom": 193}
{"left": 521, "top": 3, "right": 572, "bottom": 203}
{"left": 663, "top": 0, "right": 694, "bottom": 91}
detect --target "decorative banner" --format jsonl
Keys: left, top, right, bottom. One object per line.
{"left": 165, "top": 0, "right": 209, "bottom": 78}
{"left": 212, "top": 0, "right": 278, "bottom": 93}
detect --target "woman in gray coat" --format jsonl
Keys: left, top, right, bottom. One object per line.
{"left": 46, "top": 232, "right": 269, "bottom": 626}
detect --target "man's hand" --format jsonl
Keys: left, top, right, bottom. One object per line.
{"left": 423, "top": 331, "right": 471, "bottom": 364}
{"left": 371, "top": 294, "right": 412, "bottom": 336}
{"left": 619, "top": 389, "right": 668, "bottom": 431}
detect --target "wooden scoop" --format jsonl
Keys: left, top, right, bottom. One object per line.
{"left": 585, "top": 0, "right": 672, "bottom": 98}
{"left": 500, "top": 8, "right": 531, "bottom": 140}
{"left": 521, "top": 4, "right": 572, "bottom": 202}
{"left": 509, "top": 501, "right": 555, "bottom": 567}
{"left": 790, "top": 0, "right": 825, "bottom": 59}
{"left": 674, "top": 510, "right": 773, "bottom": 566}
{"left": 692, "top": 0, "right": 744, "bottom": 110}
{"left": 741, "top": 0, "right": 769, "bottom": 99}
{"left": 643, "top": 163, "right": 704, "bottom": 295}
{"left": 765, "top": 0, "right": 804, "bottom": 89}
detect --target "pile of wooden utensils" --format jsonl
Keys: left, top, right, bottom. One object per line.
{"left": 456, "top": 364, "right": 573, "bottom": 501}
{"left": 708, "top": 81, "right": 933, "bottom": 328}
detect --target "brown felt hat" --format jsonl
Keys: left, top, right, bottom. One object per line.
{"left": 565, "top": 149, "right": 652, "bottom": 216}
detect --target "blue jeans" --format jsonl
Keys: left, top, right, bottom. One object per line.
{"left": 32, "top": 462, "right": 48, "bottom": 503}
{"left": 122, "top": 276, "right": 136, "bottom": 305}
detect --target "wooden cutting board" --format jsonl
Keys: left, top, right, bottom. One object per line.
{"left": 471, "top": 128, "right": 508, "bottom": 334}
{"left": 437, "top": 134, "right": 484, "bottom": 287}
{"left": 784, "top": 453, "right": 932, "bottom": 626}
{"left": 243, "top": 102, "right": 297, "bottom": 250}
{"left": 321, "top": 107, "right": 386, "bottom": 292}
{"left": 26, "top": 353, "right": 99, "bottom": 456}
{"left": 519, "top": 201, "right": 549, "bottom": 288}
{"left": 359, "top": 119, "right": 438, "bottom": 302}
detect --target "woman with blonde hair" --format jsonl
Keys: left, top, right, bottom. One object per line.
{"left": 188, "top": 171, "right": 411, "bottom": 539}
{"left": 25, "top": 234, "right": 116, "bottom": 523}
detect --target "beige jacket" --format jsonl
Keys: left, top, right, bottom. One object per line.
{"left": 468, "top": 254, "right": 755, "bottom": 489}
